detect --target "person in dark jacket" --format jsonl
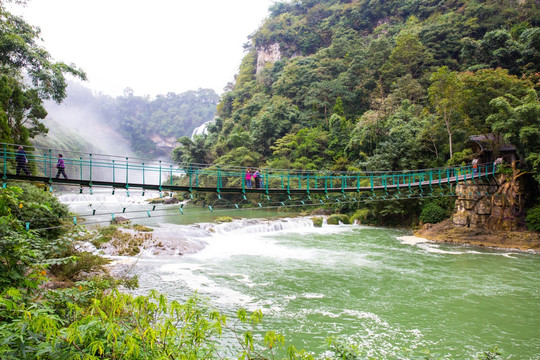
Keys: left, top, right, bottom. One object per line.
{"left": 253, "top": 169, "right": 260, "bottom": 188}
{"left": 15, "top": 146, "right": 31, "bottom": 176}
{"left": 55, "top": 154, "right": 68, "bottom": 179}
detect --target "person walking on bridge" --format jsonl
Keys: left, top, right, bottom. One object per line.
{"left": 253, "top": 169, "right": 260, "bottom": 188}
{"left": 245, "top": 169, "right": 252, "bottom": 188}
{"left": 55, "top": 154, "right": 68, "bottom": 179}
{"left": 15, "top": 145, "right": 31, "bottom": 176}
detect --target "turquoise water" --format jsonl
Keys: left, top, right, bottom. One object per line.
{"left": 123, "top": 219, "right": 540, "bottom": 359}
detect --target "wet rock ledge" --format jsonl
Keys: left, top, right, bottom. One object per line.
{"left": 415, "top": 219, "right": 540, "bottom": 251}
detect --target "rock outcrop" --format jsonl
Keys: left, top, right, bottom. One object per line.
{"left": 453, "top": 181, "right": 499, "bottom": 228}
{"left": 256, "top": 43, "right": 281, "bottom": 74}
{"left": 452, "top": 168, "right": 533, "bottom": 231}
{"left": 150, "top": 134, "right": 177, "bottom": 153}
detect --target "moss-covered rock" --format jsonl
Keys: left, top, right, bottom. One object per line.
{"left": 92, "top": 225, "right": 153, "bottom": 256}
{"left": 216, "top": 216, "right": 233, "bottom": 223}
{"left": 130, "top": 224, "right": 154, "bottom": 232}
{"left": 311, "top": 217, "right": 323, "bottom": 227}
{"left": 350, "top": 209, "right": 369, "bottom": 224}
{"left": 327, "top": 214, "right": 351, "bottom": 225}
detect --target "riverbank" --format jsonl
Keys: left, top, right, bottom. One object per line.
{"left": 414, "top": 219, "right": 540, "bottom": 252}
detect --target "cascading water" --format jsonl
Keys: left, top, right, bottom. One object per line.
{"left": 112, "top": 219, "right": 539, "bottom": 359}
{"left": 58, "top": 192, "right": 540, "bottom": 359}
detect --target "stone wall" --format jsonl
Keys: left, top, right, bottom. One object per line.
{"left": 452, "top": 172, "right": 532, "bottom": 231}
{"left": 453, "top": 180, "right": 498, "bottom": 228}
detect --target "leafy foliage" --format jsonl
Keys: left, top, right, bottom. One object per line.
{"left": 525, "top": 204, "right": 540, "bottom": 232}
{"left": 0, "top": 3, "right": 86, "bottom": 146}
{"left": 0, "top": 184, "right": 71, "bottom": 291}
{"left": 420, "top": 202, "right": 448, "bottom": 224}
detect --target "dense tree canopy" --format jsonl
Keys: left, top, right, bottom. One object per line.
{"left": 0, "top": 1, "right": 86, "bottom": 145}
{"left": 177, "top": 0, "right": 539, "bottom": 180}
{"left": 168, "top": 0, "right": 540, "bottom": 225}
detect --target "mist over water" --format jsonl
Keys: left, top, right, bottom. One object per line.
{"left": 37, "top": 98, "right": 135, "bottom": 157}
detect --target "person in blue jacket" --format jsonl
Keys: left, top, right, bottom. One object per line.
{"left": 15, "top": 145, "right": 31, "bottom": 176}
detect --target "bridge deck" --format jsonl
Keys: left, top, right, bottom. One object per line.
{"left": 1, "top": 143, "right": 496, "bottom": 195}
{"left": 2, "top": 173, "right": 484, "bottom": 195}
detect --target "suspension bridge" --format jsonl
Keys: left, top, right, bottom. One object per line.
{"left": 1, "top": 143, "right": 496, "bottom": 196}
{"left": 1, "top": 143, "right": 498, "bottom": 230}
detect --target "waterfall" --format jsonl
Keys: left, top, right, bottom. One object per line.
{"left": 191, "top": 120, "right": 212, "bottom": 138}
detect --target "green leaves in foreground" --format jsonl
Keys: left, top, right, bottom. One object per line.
{"left": 0, "top": 287, "right": 317, "bottom": 360}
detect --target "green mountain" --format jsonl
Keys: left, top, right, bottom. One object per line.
{"left": 37, "top": 82, "right": 219, "bottom": 158}
{"left": 174, "top": 0, "right": 539, "bottom": 180}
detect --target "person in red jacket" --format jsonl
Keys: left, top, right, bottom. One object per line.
{"left": 245, "top": 169, "right": 252, "bottom": 188}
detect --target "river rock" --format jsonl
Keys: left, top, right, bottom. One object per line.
{"left": 111, "top": 216, "right": 130, "bottom": 224}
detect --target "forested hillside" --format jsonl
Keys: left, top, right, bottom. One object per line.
{"left": 98, "top": 87, "right": 219, "bottom": 157}
{"left": 34, "top": 82, "right": 219, "bottom": 158}
{"left": 174, "top": 0, "right": 539, "bottom": 183}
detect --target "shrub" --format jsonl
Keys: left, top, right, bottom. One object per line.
{"left": 0, "top": 289, "right": 306, "bottom": 360}
{"left": 6, "top": 183, "right": 70, "bottom": 241}
{"left": 419, "top": 202, "right": 448, "bottom": 224}
{"left": 51, "top": 250, "right": 111, "bottom": 280}
{"left": 446, "top": 149, "right": 474, "bottom": 167}
{"left": 526, "top": 205, "right": 540, "bottom": 232}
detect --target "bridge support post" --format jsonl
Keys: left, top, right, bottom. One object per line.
{"left": 48, "top": 149, "right": 52, "bottom": 182}
{"left": 216, "top": 165, "right": 221, "bottom": 194}
{"left": 2, "top": 143, "right": 7, "bottom": 179}
{"left": 189, "top": 164, "right": 193, "bottom": 192}
{"left": 158, "top": 160, "right": 162, "bottom": 189}
{"left": 89, "top": 154, "right": 93, "bottom": 186}
{"left": 287, "top": 171, "right": 290, "bottom": 194}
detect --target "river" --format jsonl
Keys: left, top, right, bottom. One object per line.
{"left": 62, "top": 190, "right": 540, "bottom": 359}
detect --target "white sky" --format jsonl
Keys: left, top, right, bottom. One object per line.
{"left": 10, "top": 0, "right": 276, "bottom": 97}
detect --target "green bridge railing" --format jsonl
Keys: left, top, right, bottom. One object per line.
{"left": 1, "top": 143, "right": 497, "bottom": 195}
